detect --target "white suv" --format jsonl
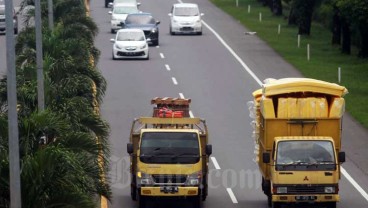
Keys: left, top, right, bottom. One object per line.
{"left": 109, "top": 3, "right": 139, "bottom": 33}
{"left": 168, "top": 3, "right": 203, "bottom": 35}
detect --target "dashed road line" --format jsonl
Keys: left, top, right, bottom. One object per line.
{"left": 172, "top": 77, "right": 178, "bottom": 85}
{"left": 210, "top": 157, "right": 221, "bottom": 170}
{"left": 226, "top": 188, "right": 238, "bottom": 204}
{"left": 165, "top": 64, "right": 171, "bottom": 71}
{"left": 179, "top": 93, "right": 185, "bottom": 99}
{"left": 160, "top": 53, "right": 165, "bottom": 59}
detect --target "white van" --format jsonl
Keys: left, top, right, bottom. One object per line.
{"left": 168, "top": 3, "right": 204, "bottom": 35}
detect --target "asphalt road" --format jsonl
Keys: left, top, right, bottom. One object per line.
{"left": 1, "top": 0, "right": 368, "bottom": 207}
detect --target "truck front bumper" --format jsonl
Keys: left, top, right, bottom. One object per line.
{"left": 272, "top": 194, "right": 339, "bottom": 203}
{"left": 140, "top": 187, "right": 199, "bottom": 197}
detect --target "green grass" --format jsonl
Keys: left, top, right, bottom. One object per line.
{"left": 211, "top": 0, "right": 368, "bottom": 128}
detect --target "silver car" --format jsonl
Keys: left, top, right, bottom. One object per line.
{"left": 0, "top": 4, "right": 18, "bottom": 34}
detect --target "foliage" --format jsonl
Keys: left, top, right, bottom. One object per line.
{"left": 0, "top": 0, "right": 110, "bottom": 207}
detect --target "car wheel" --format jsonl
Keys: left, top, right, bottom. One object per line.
{"left": 14, "top": 28, "right": 18, "bottom": 35}
{"left": 111, "top": 29, "right": 115, "bottom": 34}
{"left": 145, "top": 54, "right": 149, "bottom": 60}
{"left": 197, "top": 31, "right": 202, "bottom": 35}
{"left": 105, "top": 0, "right": 108, "bottom": 8}
{"left": 170, "top": 27, "right": 175, "bottom": 35}
{"left": 112, "top": 52, "right": 117, "bottom": 60}
{"left": 153, "top": 39, "right": 159, "bottom": 46}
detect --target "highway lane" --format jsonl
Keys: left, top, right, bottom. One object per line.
{"left": 91, "top": 0, "right": 368, "bottom": 207}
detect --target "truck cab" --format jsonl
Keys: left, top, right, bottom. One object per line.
{"left": 127, "top": 98, "right": 212, "bottom": 208}
{"left": 250, "top": 78, "right": 348, "bottom": 208}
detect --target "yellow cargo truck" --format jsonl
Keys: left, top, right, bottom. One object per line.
{"left": 127, "top": 97, "right": 212, "bottom": 208}
{"left": 249, "top": 78, "right": 348, "bottom": 208}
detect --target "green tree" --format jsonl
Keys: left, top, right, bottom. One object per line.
{"left": 338, "top": 0, "right": 368, "bottom": 57}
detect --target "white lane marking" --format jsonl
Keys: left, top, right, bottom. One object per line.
{"left": 201, "top": 21, "right": 263, "bottom": 86}
{"left": 179, "top": 93, "right": 185, "bottom": 99}
{"left": 165, "top": 64, "right": 171, "bottom": 71}
{"left": 201, "top": 6, "right": 368, "bottom": 202}
{"left": 189, "top": 111, "right": 194, "bottom": 118}
{"left": 341, "top": 167, "right": 368, "bottom": 202}
{"left": 160, "top": 53, "right": 165, "bottom": 59}
{"left": 210, "top": 157, "right": 221, "bottom": 170}
{"left": 156, "top": 46, "right": 160, "bottom": 48}
{"left": 226, "top": 188, "right": 238, "bottom": 204}
{"left": 172, "top": 77, "right": 178, "bottom": 85}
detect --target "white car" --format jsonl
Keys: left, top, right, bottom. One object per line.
{"left": 110, "top": 28, "right": 149, "bottom": 60}
{"left": 109, "top": 3, "right": 139, "bottom": 33}
{"left": 168, "top": 3, "right": 204, "bottom": 35}
{"left": 108, "top": 0, "right": 140, "bottom": 8}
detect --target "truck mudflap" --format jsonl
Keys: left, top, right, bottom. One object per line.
{"left": 140, "top": 187, "right": 199, "bottom": 197}
{"left": 272, "top": 194, "right": 340, "bottom": 203}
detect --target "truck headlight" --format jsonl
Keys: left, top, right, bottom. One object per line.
{"left": 324, "top": 187, "right": 335, "bottom": 193}
{"left": 137, "top": 172, "right": 154, "bottom": 185}
{"left": 188, "top": 178, "right": 199, "bottom": 186}
{"left": 185, "top": 171, "right": 202, "bottom": 186}
{"left": 276, "top": 187, "right": 287, "bottom": 194}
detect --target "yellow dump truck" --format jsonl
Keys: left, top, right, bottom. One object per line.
{"left": 249, "top": 78, "right": 348, "bottom": 208}
{"left": 127, "top": 97, "right": 212, "bottom": 208}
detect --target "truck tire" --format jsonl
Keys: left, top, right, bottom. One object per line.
{"left": 267, "top": 195, "right": 272, "bottom": 207}
{"left": 272, "top": 202, "right": 282, "bottom": 208}
{"left": 326, "top": 202, "right": 336, "bottom": 208}
{"left": 138, "top": 195, "right": 146, "bottom": 208}
{"left": 191, "top": 195, "right": 201, "bottom": 208}
{"left": 130, "top": 176, "right": 137, "bottom": 201}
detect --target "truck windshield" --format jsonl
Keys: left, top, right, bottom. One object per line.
{"left": 139, "top": 132, "right": 200, "bottom": 164}
{"left": 275, "top": 140, "right": 336, "bottom": 171}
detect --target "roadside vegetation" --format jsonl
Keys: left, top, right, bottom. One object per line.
{"left": 210, "top": 0, "right": 368, "bottom": 128}
{"left": 0, "top": 0, "right": 110, "bottom": 206}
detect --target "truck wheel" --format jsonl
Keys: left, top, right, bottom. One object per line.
{"left": 272, "top": 202, "right": 282, "bottom": 208}
{"left": 130, "top": 179, "right": 137, "bottom": 201}
{"left": 138, "top": 195, "right": 146, "bottom": 208}
{"left": 267, "top": 195, "right": 272, "bottom": 207}
{"left": 326, "top": 202, "right": 336, "bottom": 208}
{"left": 191, "top": 195, "right": 201, "bottom": 208}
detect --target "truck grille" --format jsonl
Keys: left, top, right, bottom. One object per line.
{"left": 152, "top": 175, "right": 187, "bottom": 184}
{"left": 286, "top": 185, "right": 325, "bottom": 194}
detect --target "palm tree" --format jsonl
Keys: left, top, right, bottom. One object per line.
{"left": 0, "top": 0, "right": 111, "bottom": 206}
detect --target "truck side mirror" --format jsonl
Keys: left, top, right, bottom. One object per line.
{"left": 338, "top": 152, "right": 346, "bottom": 163}
{"left": 127, "top": 143, "right": 133, "bottom": 154}
{"left": 263, "top": 152, "right": 270, "bottom": 163}
{"left": 206, "top": 144, "right": 212, "bottom": 155}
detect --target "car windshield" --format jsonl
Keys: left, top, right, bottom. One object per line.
{"left": 275, "top": 140, "right": 336, "bottom": 171}
{"left": 126, "top": 15, "right": 155, "bottom": 24}
{"left": 117, "top": 31, "right": 144, "bottom": 41}
{"left": 140, "top": 132, "right": 200, "bottom": 164}
{"left": 174, "top": 7, "right": 199, "bottom": 16}
{"left": 113, "top": 6, "right": 138, "bottom": 14}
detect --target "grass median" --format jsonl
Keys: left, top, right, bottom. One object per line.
{"left": 211, "top": 0, "right": 368, "bottom": 128}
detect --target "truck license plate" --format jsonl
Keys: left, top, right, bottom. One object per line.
{"left": 160, "top": 186, "right": 179, "bottom": 193}
{"left": 295, "top": 196, "right": 317, "bottom": 201}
